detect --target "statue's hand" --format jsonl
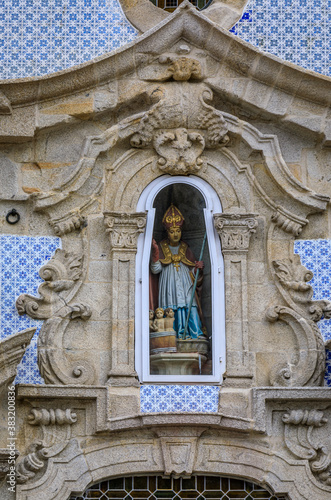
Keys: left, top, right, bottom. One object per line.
{"left": 151, "top": 239, "right": 159, "bottom": 262}
{"left": 195, "top": 261, "right": 204, "bottom": 270}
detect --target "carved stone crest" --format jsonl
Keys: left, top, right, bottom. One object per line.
{"left": 130, "top": 56, "right": 229, "bottom": 175}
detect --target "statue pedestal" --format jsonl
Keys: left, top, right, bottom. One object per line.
{"left": 150, "top": 352, "right": 207, "bottom": 375}
{"left": 177, "top": 338, "right": 209, "bottom": 356}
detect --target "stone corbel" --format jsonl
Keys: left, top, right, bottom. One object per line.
{"left": 16, "top": 408, "right": 77, "bottom": 484}
{"left": 214, "top": 213, "right": 258, "bottom": 386}
{"left": 103, "top": 212, "right": 147, "bottom": 385}
{"left": 282, "top": 409, "right": 331, "bottom": 486}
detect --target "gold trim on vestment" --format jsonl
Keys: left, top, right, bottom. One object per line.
{"left": 159, "top": 240, "right": 195, "bottom": 270}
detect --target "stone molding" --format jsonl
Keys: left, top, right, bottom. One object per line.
{"left": 0, "top": 5, "right": 330, "bottom": 145}
{"left": 103, "top": 212, "right": 147, "bottom": 251}
{"left": 213, "top": 213, "right": 258, "bottom": 252}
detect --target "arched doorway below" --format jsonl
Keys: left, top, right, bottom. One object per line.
{"left": 69, "top": 475, "right": 284, "bottom": 499}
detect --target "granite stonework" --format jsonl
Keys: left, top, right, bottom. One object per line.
{"left": 0, "top": 3, "right": 331, "bottom": 500}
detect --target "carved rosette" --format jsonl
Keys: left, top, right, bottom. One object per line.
{"left": 213, "top": 213, "right": 258, "bottom": 253}
{"left": 282, "top": 409, "right": 331, "bottom": 486}
{"left": 103, "top": 212, "right": 147, "bottom": 251}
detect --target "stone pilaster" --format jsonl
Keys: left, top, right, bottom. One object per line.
{"left": 103, "top": 212, "right": 146, "bottom": 386}
{"left": 214, "top": 213, "right": 258, "bottom": 387}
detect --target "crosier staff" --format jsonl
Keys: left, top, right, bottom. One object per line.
{"left": 183, "top": 231, "right": 207, "bottom": 340}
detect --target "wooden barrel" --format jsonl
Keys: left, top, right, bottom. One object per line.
{"left": 150, "top": 331, "right": 177, "bottom": 355}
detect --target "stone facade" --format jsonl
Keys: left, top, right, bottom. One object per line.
{"left": 0, "top": 3, "right": 330, "bottom": 499}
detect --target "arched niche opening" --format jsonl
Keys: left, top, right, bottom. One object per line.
{"left": 136, "top": 175, "right": 225, "bottom": 383}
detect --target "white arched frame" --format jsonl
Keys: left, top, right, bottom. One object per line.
{"left": 136, "top": 175, "right": 225, "bottom": 383}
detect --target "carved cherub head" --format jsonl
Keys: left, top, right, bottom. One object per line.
{"left": 149, "top": 310, "right": 155, "bottom": 320}
{"left": 165, "top": 308, "right": 174, "bottom": 318}
{"left": 155, "top": 307, "right": 164, "bottom": 319}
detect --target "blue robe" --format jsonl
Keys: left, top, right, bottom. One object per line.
{"left": 150, "top": 242, "right": 204, "bottom": 339}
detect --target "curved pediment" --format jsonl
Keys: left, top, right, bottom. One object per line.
{"left": 0, "top": 3, "right": 330, "bottom": 144}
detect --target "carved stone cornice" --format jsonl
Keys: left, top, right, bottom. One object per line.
{"left": 103, "top": 212, "right": 146, "bottom": 251}
{"left": 213, "top": 213, "right": 258, "bottom": 253}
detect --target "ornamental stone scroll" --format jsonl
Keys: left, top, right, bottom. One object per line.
{"left": 214, "top": 213, "right": 258, "bottom": 386}
{"left": 103, "top": 212, "right": 147, "bottom": 386}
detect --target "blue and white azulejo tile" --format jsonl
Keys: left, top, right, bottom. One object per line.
{"left": 294, "top": 239, "right": 331, "bottom": 386}
{"left": 0, "top": 235, "right": 61, "bottom": 384}
{"left": 140, "top": 385, "right": 220, "bottom": 413}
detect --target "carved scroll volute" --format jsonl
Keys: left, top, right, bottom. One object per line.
{"left": 16, "top": 249, "right": 94, "bottom": 385}
{"left": 16, "top": 408, "right": 78, "bottom": 484}
{"left": 265, "top": 253, "right": 331, "bottom": 388}
{"left": 213, "top": 213, "right": 258, "bottom": 387}
{"left": 282, "top": 409, "right": 331, "bottom": 486}
{"left": 103, "top": 212, "right": 147, "bottom": 385}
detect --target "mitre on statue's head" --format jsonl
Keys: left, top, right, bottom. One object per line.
{"left": 162, "top": 204, "right": 184, "bottom": 230}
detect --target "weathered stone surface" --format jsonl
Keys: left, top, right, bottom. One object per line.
{"left": 0, "top": 4, "right": 330, "bottom": 500}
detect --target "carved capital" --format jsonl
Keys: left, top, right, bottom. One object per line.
{"left": 103, "top": 212, "right": 146, "bottom": 250}
{"left": 282, "top": 409, "right": 331, "bottom": 486}
{"left": 213, "top": 213, "right": 258, "bottom": 252}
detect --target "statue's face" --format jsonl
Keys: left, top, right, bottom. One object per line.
{"left": 156, "top": 309, "right": 163, "bottom": 318}
{"left": 167, "top": 226, "right": 181, "bottom": 245}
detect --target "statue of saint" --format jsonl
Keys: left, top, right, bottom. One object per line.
{"left": 150, "top": 204, "right": 205, "bottom": 339}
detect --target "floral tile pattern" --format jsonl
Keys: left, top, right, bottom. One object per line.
{"left": 0, "top": 235, "right": 61, "bottom": 384}
{"left": 140, "top": 385, "right": 220, "bottom": 412}
{"left": 0, "top": 0, "right": 138, "bottom": 79}
{"left": 230, "top": 0, "right": 330, "bottom": 77}
{"left": 0, "top": 0, "right": 330, "bottom": 79}
{"left": 294, "top": 239, "right": 331, "bottom": 386}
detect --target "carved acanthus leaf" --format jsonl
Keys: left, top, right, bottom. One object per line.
{"left": 282, "top": 409, "right": 331, "bottom": 486}
{"left": 16, "top": 408, "right": 77, "bottom": 484}
{"left": 273, "top": 255, "right": 331, "bottom": 322}
{"left": 213, "top": 213, "right": 258, "bottom": 252}
{"left": 104, "top": 212, "right": 147, "bottom": 250}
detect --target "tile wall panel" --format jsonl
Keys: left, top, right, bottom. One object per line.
{"left": 0, "top": 0, "right": 329, "bottom": 79}
{"left": 140, "top": 385, "right": 220, "bottom": 412}
{"left": 294, "top": 239, "right": 331, "bottom": 386}
{"left": 0, "top": 235, "right": 61, "bottom": 384}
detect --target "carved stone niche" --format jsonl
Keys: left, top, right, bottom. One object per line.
{"left": 214, "top": 213, "right": 258, "bottom": 387}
